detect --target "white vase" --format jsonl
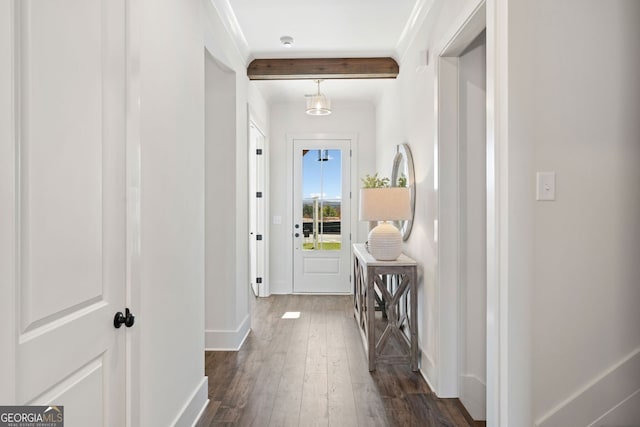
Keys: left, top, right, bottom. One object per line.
{"left": 368, "top": 222, "right": 402, "bottom": 260}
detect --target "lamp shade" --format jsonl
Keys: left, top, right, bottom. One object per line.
{"left": 306, "top": 80, "right": 332, "bottom": 115}
{"left": 306, "top": 93, "right": 331, "bottom": 115}
{"left": 359, "top": 187, "right": 411, "bottom": 221}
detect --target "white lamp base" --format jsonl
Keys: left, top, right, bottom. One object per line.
{"left": 367, "top": 222, "right": 403, "bottom": 261}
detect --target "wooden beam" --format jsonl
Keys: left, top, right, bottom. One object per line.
{"left": 247, "top": 57, "right": 399, "bottom": 80}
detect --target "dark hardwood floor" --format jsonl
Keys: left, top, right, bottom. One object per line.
{"left": 196, "top": 295, "right": 476, "bottom": 427}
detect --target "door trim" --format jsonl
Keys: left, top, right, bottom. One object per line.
{"left": 0, "top": 0, "right": 17, "bottom": 402}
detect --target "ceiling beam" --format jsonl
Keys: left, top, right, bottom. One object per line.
{"left": 247, "top": 57, "right": 399, "bottom": 80}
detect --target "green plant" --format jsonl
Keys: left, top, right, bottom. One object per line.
{"left": 361, "top": 173, "right": 390, "bottom": 188}
{"left": 322, "top": 205, "right": 338, "bottom": 217}
{"left": 397, "top": 173, "right": 407, "bottom": 188}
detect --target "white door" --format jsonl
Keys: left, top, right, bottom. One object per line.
{"left": 249, "top": 122, "right": 266, "bottom": 297}
{"left": 293, "top": 139, "right": 351, "bottom": 293}
{"left": 1, "top": 1, "right": 127, "bottom": 425}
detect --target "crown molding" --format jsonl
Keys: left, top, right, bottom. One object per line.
{"left": 209, "top": 0, "right": 252, "bottom": 64}
{"left": 396, "top": 0, "right": 436, "bottom": 63}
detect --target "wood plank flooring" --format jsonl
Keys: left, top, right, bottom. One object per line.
{"left": 196, "top": 295, "right": 475, "bottom": 427}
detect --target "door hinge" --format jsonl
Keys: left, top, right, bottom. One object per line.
{"left": 256, "top": 191, "right": 263, "bottom": 198}
{"left": 256, "top": 234, "right": 263, "bottom": 241}
{"left": 256, "top": 148, "right": 263, "bottom": 155}
{"left": 256, "top": 277, "right": 262, "bottom": 284}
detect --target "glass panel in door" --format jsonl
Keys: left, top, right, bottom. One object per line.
{"left": 301, "top": 149, "right": 342, "bottom": 251}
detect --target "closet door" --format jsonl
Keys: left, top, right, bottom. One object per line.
{"left": 1, "top": 1, "right": 128, "bottom": 425}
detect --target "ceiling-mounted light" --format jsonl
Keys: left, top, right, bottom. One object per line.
{"left": 280, "top": 36, "right": 294, "bottom": 48}
{"left": 305, "top": 80, "right": 331, "bottom": 116}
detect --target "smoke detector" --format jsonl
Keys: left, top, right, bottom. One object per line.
{"left": 280, "top": 36, "right": 294, "bottom": 48}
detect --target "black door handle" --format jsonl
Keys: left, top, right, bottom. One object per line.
{"left": 114, "top": 308, "right": 135, "bottom": 328}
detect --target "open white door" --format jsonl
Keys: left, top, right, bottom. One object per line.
{"left": 292, "top": 138, "right": 351, "bottom": 293}
{"left": 249, "top": 122, "right": 266, "bottom": 297}
{"left": 1, "top": 1, "right": 127, "bottom": 425}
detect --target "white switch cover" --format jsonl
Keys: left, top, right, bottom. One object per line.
{"left": 536, "top": 172, "right": 556, "bottom": 201}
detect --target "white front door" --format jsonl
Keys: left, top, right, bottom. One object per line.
{"left": 292, "top": 139, "right": 351, "bottom": 293}
{"left": 1, "top": 1, "right": 127, "bottom": 425}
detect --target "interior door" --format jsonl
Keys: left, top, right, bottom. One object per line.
{"left": 249, "top": 122, "right": 266, "bottom": 297}
{"left": 293, "top": 139, "right": 351, "bottom": 293}
{"left": 3, "top": 1, "right": 127, "bottom": 425}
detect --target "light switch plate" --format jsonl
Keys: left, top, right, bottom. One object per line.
{"left": 536, "top": 172, "right": 556, "bottom": 201}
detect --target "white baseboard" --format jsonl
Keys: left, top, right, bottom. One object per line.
{"left": 204, "top": 314, "right": 250, "bottom": 351}
{"left": 535, "top": 347, "right": 640, "bottom": 427}
{"left": 420, "top": 366, "right": 438, "bottom": 395}
{"left": 459, "top": 374, "right": 486, "bottom": 421}
{"left": 420, "top": 352, "right": 437, "bottom": 393}
{"left": 590, "top": 388, "right": 640, "bottom": 427}
{"left": 171, "top": 377, "right": 209, "bottom": 427}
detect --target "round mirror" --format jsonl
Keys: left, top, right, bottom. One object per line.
{"left": 391, "top": 143, "right": 415, "bottom": 240}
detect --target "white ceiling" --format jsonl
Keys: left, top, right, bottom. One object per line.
{"left": 230, "top": 0, "right": 419, "bottom": 58}
{"left": 211, "top": 0, "right": 432, "bottom": 104}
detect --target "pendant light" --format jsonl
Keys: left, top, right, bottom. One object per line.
{"left": 305, "top": 80, "right": 331, "bottom": 116}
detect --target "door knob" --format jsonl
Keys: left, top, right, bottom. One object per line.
{"left": 114, "top": 308, "right": 135, "bottom": 328}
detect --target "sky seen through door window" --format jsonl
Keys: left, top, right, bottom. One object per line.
{"left": 302, "top": 149, "right": 341, "bottom": 201}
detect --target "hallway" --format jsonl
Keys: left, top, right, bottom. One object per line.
{"left": 196, "top": 295, "right": 474, "bottom": 426}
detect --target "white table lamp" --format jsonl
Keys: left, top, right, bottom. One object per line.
{"left": 359, "top": 187, "right": 411, "bottom": 260}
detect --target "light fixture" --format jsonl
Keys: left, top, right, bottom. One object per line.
{"left": 280, "top": 36, "right": 294, "bottom": 48}
{"left": 359, "top": 187, "right": 411, "bottom": 260}
{"left": 305, "top": 80, "right": 331, "bottom": 116}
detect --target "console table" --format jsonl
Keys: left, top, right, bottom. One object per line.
{"left": 352, "top": 243, "right": 418, "bottom": 371}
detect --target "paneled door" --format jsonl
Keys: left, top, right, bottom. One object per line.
{"left": 1, "top": 1, "right": 128, "bottom": 425}
{"left": 293, "top": 139, "right": 351, "bottom": 293}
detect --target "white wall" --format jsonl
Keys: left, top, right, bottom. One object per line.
{"left": 202, "top": 0, "right": 269, "bottom": 349}
{"left": 205, "top": 55, "right": 237, "bottom": 336}
{"left": 268, "top": 102, "right": 376, "bottom": 294}
{"left": 378, "top": 1, "right": 640, "bottom": 425}
{"left": 458, "top": 30, "right": 487, "bottom": 421}
{"left": 526, "top": 1, "right": 640, "bottom": 425}
{"left": 131, "top": 0, "right": 207, "bottom": 426}
{"left": 375, "top": 0, "right": 485, "bottom": 400}
{"left": 136, "top": 0, "right": 208, "bottom": 425}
